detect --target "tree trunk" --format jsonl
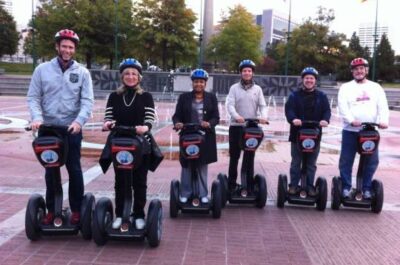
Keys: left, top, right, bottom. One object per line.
{"left": 85, "top": 52, "right": 92, "bottom": 69}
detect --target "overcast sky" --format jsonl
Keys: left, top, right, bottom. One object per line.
{"left": 11, "top": 0, "right": 400, "bottom": 54}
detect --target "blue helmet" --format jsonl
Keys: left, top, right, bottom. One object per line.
{"left": 301, "top": 67, "right": 319, "bottom": 78}
{"left": 191, "top": 68, "right": 209, "bottom": 81}
{"left": 119, "top": 58, "right": 142, "bottom": 74}
{"left": 239, "top": 59, "right": 256, "bottom": 72}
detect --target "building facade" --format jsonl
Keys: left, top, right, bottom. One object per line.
{"left": 358, "top": 23, "right": 389, "bottom": 50}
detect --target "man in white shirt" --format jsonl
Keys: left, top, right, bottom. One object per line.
{"left": 338, "top": 58, "right": 389, "bottom": 199}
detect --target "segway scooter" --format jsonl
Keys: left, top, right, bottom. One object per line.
{"left": 331, "top": 122, "right": 383, "bottom": 213}
{"left": 25, "top": 124, "right": 94, "bottom": 241}
{"left": 218, "top": 119, "right": 267, "bottom": 208}
{"left": 92, "top": 126, "right": 162, "bottom": 247}
{"left": 277, "top": 120, "right": 327, "bottom": 210}
{"left": 169, "top": 123, "right": 222, "bottom": 219}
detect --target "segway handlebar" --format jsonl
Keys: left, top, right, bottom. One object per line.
{"left": 301, "top": 120, "right": 320, "bottom": 127}
{"left": 25, "top": 124, "right": 69, "bottom": 131}
{"left": 244, "top": 118, "right": 269, "bottom": 125}
{"left": 361, "top": 122, "right": 379, "bottom": 128}
{"left": 174, "top": 123, "right": 206, "bottom": 135}
{"left": 110, "top": 125, "right": 137, "bottom": 135}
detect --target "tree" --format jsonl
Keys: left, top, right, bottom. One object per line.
{"left": 375, "top": 33, "right": 395, "bottom": 82}
{"left": 205, "top": 5, "right": 262, "bottom": 72}
{"left": 132, "top": 0, "right": 197, "bottom": 70}
{"left": 33, "top": 0, "right": 133, "bottom": 69}
{"left": 0, "top": 1, "right": 19, "bottom": 57}
{"left": 348, "top": 32, "right": 370, "bottom": 59}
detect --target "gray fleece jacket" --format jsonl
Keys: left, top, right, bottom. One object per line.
{"left": 27, "top": 57, "right": 94, "bottom": 126}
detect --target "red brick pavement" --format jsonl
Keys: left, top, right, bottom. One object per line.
{"left": 0, "top": 96, "right": 400, "bottom": 265}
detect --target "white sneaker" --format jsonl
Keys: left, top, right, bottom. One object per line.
{"left": 135, "top": 218, "right": 145, "bottom": 230}
{"left": 342, "top": 189, "right": 352, "bottom": 198}
{"left": 363, "top": 190, "right": 372, "bottom": 199}
{"left": 201, "top": 197, "right": 209, "bottom": 204}
{"left": 112, "top": 217, "right": 122, "bottom": 229}
{"left": 179, "top": 196, "right": 188, "bottom": 203}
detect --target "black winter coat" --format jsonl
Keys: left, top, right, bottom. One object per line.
{"left": 172, "top": 91, "right": 220, "bottom": 167}
{"left": 285, "top": 89, "right": 331, "bottom": 142}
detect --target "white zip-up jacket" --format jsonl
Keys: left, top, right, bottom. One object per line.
{"left": 338, "top": 79, "right": 389, "bottom": 132}
{"left": 27, "top": 57, "right": 94, "bottom": 126}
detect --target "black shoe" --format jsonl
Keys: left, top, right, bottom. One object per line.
{"left": 307, "top": 187, "right": 317, "bottom": 197}
{"left": 288, "top": 186, "right": 298, "bottom": 195}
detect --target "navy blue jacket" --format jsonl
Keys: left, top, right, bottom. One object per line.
{"left": 285, "top": 89, "right": 331, "bottom": 142}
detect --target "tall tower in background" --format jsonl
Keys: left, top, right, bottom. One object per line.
{"left": 1, "top": 0, "right": 13, "bottom": 15}
{"left": 201, "top": 0, "right": 214, "bottom": 68}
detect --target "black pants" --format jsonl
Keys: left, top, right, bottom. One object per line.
{"left": 45, "top": 131, "right": 83, "bottom": 213}
{"left": 114, "top": 155, "right": 149, "bottom": 218}
{"left": 228, "top": 126, "right": 255, "bottom": 188}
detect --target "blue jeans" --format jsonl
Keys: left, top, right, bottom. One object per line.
{"left": 289, "top": 142, "right": 320, "bottom": 189}
{"left": 181, "top": 164, "right": 208, "bottom": 198}
{"left": 45, "top": 132, "right": 84, "bottom": 212}
{"left": 339, "top": 130, "right": 379, "bottom": 192}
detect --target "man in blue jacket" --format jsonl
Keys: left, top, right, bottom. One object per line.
{"left": 27, "top": 29, "right": 94, "bottom": 225}
{"left": 284, "top": 67, "right": 331, "bottom": 196}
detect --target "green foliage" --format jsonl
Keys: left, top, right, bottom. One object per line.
{"left": 0, "top": 3, "right": 19, "bottom": 57}
{"left": 376, "top": 33, "right": 395, "bottom": 82}
{"left": 33, "top": 0, "right": 133, "bottom": 69}
{"left": 206, "top": 5, "right": 262, "bottom": 72}
{"left": 0, "top": 62, "right": 33, "bottom": 74}
{"left": 132, "top": 0, "right": 197, "bottom": 70}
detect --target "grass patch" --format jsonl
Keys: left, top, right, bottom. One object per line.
{"left": 0, "top": 62, "right": 34, "bottom": 75}
{"left": 382, "top": 83, "right": 400, "bottom": 89}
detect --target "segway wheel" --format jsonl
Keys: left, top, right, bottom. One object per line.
{"left": 371, "top": 179, "right": 384, "bottom": 214}
{"left": 277, "top": 174, "right": 287, "bottom": 208}
{"left": 146, "top": 199, "right": 163, "bottom": 247}
{"left": 80, "top": 192, "right": 95, "bottom": 240}
{"left": 211, "top": 180, "right": 222, "bottom": 219}
{"left": 169, "top": 180, "right": 180, "bottom": 218}
{"left": 217, "top": 173, "right": 228, "bottom": 208}
{"left": 316, "top": 177, "right": 327, "bottom": 211}
{"left": 331, "top": 176, "right": 342, "bottom": 210}
{"left": 255, "top": 174, "right": 267, "bottom": 208}
{"left": 92, "top": 197, "right": 113, "bottom": 246}
{"left": 25, "top": 194, "right": 45, "bottom": 241}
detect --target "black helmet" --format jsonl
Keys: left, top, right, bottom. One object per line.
{"left": 239, "top": 59, "right": 256, "bottom": 72}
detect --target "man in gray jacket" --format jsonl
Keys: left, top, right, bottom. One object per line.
{"left": 225, "top": 59, "right": 268, "bottom": 191}
{"left": 27, "top": 29, "right": 94, "bottom": 225}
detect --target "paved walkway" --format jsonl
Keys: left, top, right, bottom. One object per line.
{"left": 0, "top": 96, "right": 400, "bottom": 265}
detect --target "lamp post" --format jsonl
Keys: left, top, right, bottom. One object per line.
{"left": 371, "top": 0, "right": 379, "bottom": 81}
{"left": 31, "top": 0, "right": 37, "bottom": 70}
{"left": 284, "top": 0, "right": 292, "bottom": 76}
{"left": 114, "top": 0, "right": 119, "bottom": 70}
{"left": 198, "top": 0, "right": 204, "bottom": 68}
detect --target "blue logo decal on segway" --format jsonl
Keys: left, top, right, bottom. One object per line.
{"left": 362, "top": 140, "right": 375, "bottom": 152}
{"left": 245, "top": 138, "right": 258, "bottom": 148}
{"left": 116, "top": 151, "right": 134, "bottom": 165}
{"left": 302, "top": 139, "right": 315, "bottom": 150}
{"left": 40, "top": 150, "right": 59, "bottom": 163}
{"left": 185, "top": 144, "right": 200, "bottom": 156}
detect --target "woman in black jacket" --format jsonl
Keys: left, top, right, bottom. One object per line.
{"left": 172, "top": 69, "right": 220, "bottom": 204}
{"left": 101, "top": 58, "right": 156, "bottom": 230}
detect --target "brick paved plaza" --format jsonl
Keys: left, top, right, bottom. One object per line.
{"left": 0, "top": 96, "right": 399, "bottom": 265}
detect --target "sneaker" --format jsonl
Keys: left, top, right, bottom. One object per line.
{"left": 179, "top": 196, "right": 188, "bottom": 203}
{"left": 363, "top": 190, "right": 372, "bottom": 199}
{"left": 135, "top": 218, "right": 145, "bottom": 230}
{"left": 70, "top": 211, "right": 80, "bottom": 225}
{"left": 288, "top": 186, "right": 298, "bottom": 195}
{"left": 201, "top": 197, "right": 209, "bottom": 204}
{"left": 42, "top": 212, "right": 54, "bottom": 225}
{"left": 342, "top": 189, "right": 352, "bottom": 198}
{"left": 308, "top": 187, "right": 317, "bottom": 197}
{"left": 112, "top": 217, "right": 122, "bottom": 229}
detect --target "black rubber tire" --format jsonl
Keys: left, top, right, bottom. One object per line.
{"left": 217, "top": 173, "right": 228, "bottom": 208}
{"left": 277, "top": 174, "right": 287, "bottom": 208}
{"left": 331, "top": 176, "right": 341, "bottom": 210}
{"left": 80, "top": 192, "right": 95, "bottom": 240}
{"left": 211, "top": 180, "right": 222, "bottom": 219}
{"left": 255, "top": 174, "right": 267, "bottom": 208}
{"left": 92, "top": 197, "right": 113, "bottom": 246}
{"left": 371, "top": 179, "right": 384, "bottom": 214}
{"left": 25, "top": 194, "right": 45, "bottom": 241}
{"left": 169, "top": 180, "right": 180, "bottom": 218}
{"left": 146, "top": 199, "right": 163, "bottom": 247}
{"left": 316, "top": 177, "right": 327, "bottom": 211}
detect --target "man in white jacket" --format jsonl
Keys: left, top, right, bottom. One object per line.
{"left": 338, "top": 57, "right": 389, "bottom": 199}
